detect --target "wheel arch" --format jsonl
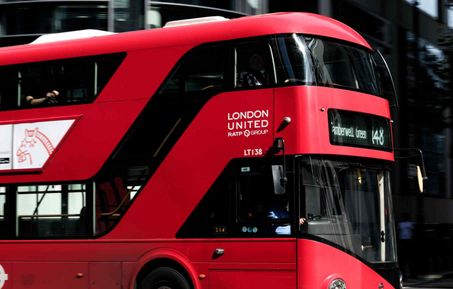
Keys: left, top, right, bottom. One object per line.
{"left": 130, "top": 248, "right": 201, "bottom": 289}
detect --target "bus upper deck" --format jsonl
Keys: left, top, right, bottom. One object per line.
{"left": 0, "top": 12, "right": 393, "bottom": 185}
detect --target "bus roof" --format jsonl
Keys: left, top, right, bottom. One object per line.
{"left": 0, "top": 12, "right": 371, "bottom": 65}
{"left": 30, "top": 29, "right": 116, "bottom": 44}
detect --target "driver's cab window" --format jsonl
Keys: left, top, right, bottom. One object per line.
{"left": 177, "top": 158, "right": 292, "bottom": 238}
{"left": 234, "top": 162, "right": 291, "bottom": 236}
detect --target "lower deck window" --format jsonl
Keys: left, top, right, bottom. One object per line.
{"left": 0, "top": 172, "right": 141, "bottom": 238}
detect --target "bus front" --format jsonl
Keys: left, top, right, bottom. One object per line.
{"left": 272, "top": 34, "right": 399, "bottom": 288}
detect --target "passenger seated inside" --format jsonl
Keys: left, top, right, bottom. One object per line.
{"left": 238, "top": 53, "right": 267, "bottom": 87}
{"left": 26, "top": 90, "right": 60, "bottom": 106}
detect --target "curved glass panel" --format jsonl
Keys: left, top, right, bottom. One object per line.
{"left": 274, "top": 34, "right": 390, "bottom": 98}
{"left": 305, "top": 37, "right": 380, "bottom": 95}
{"left": 299, "top": 156, "right": 397, "bottom": 263}
{"left": 273, "top": 34, "right": 315, "bottom": 85}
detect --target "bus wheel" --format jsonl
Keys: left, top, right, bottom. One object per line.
{"left": 139, "top": 267, "right": 191, "bottom": 289}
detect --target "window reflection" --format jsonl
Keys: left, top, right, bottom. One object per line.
{"left": 0, "top": 53, "right": 124, "bottom": 110}
{"left": 274, "top": 35, "right": 386, "bottom": 98}
{"left": 0, "top": 176, "right": 141, "bottom": 239}
{"left": 300, "top": 157, "right": 397, "bottom": 263}
{"left": 54, "top": 5, "right": 108, "bottom": 32}
{"left": 3, "top": 3, "right": 108, "bottom": 35}
{"left": 405, "top": 32, "right": 449, "bottom": 197}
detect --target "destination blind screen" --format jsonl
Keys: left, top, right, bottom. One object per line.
{"left": 328, "top": 109, "right": 392, "bottom": 151}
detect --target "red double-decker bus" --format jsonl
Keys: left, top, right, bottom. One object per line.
{"left": 0, "top": 12, "right": 399, "bottom": 289}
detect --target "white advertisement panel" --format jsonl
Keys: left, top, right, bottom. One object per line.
{"left": 12, "top": 119, "right": 75, "bottom": 170}
{"left": 0, "top": 125, "right": 12, "bottom": 170}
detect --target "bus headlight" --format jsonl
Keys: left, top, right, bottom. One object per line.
{"left": 328, "top": 278, "right": 346, "bottom": 289}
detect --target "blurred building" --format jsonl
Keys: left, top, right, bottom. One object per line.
{"left": 0, "top": 0, "right": 261, "bottom": 46}
{"left": 2, "top": 0, "right": 453, "bottom": 279}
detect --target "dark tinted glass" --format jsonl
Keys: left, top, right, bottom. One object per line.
{"left": 305, "top": 36, "right": 381, "bottom": 95}
{"left": 0, "top": 53, "right": 124, "bottom": 110}
{"left": 161, "top": 44, "right": 227, "bottom": 93}
{"left": 235, "top": 40, "right": 275, "bottom": 88}
{"left": 273, "top": 35, "right": 314, "bottom": 85}
{"left": 178, "top": 158, "right": 293, "bottom": 238}
{"left": 273, "top": 34, "right": 387, "bottom": 98}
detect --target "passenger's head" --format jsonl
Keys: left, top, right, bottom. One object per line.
{"left": 249, "top": 53, "right": 264, "bottom": 72}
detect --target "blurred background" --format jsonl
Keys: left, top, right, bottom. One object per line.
{"left": 2, "top": 0, "right": 453, "bottom": 286}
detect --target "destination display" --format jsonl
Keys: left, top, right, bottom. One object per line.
{"left": 328, "top": 109, "right": 392, "bottom": 151}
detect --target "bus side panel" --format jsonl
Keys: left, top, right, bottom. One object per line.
{"left": 107, "top": 89, "right": 274, "bottom": 239}
{"left": 89, "top": 262, "right": 122, "bottom": 289}
{"left": 0, "top": 45, "right": 191, "bottom": 184}
{"left": 196, "top": 241, "right": 296, "bottom": 289}
{"left": 12, "top": 262, "right": 89, "bottom": 289}
{"left": 96, "top": 46, "right": 193, "bottom": 103}
{"left": 209, "top": 269, "right": 294, "bottom": 289}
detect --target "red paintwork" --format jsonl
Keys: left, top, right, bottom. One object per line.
{"left": 298, "top": 239, "right": 394, "bottom": 289}
{"left": 0, "top": 12, "right": 395, "bottom": 289}
{"left": 275, "top": 86, "right": 393, "bottom": 160}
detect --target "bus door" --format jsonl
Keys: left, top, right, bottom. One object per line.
{"left": 178, "top": 158, "right": 297, "bottom": 289}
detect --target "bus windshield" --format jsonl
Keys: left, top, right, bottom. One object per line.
{"left": 299, "top": 156, "right": 397, "bottom": 264}
{"left": 275, "top": 34, "right": 385, "bottom": 97}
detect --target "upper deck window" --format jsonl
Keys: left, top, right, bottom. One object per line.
{"left": 160, "top": 38, "right": 276, "bottom": 94}
{"left": 161, "top": 45, "right": 227, "bottom": 94}
{"left": 234, "top": 40, "right": 275, "bottom": 88}
{"left": 306, "top": 37, "right": 379, "bottom": 95}
{"left": 0, "top": 53, "right": 124, "bottom": 110}
{"left": 273, "top": 34, "right": 315, "bottom": 85}
{"left": 274, "top": 34, "right": 386, "bottom": 98}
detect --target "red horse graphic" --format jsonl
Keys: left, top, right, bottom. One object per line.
{"left": 16, "top": 128, "right": 55, "bottom": 165}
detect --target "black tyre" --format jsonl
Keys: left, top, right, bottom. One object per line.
{"left": 138, "top": 267, "right": 191, "bottom": 289}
